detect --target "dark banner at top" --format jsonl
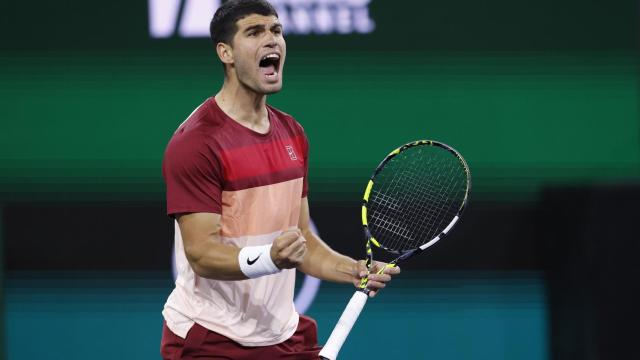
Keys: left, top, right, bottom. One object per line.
{"left": 0, "top": 0, "right": 636, "bottom": 51}
{"left": 149, "top": 0, "right": 376, "bottom": 38}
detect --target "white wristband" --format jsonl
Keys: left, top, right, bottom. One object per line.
{"left": 238, "top": 244, "right": 280, "bottom": 279}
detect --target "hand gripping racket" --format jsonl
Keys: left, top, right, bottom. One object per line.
{"left": 318, "top": 140, "right": 471, "bottom": 360}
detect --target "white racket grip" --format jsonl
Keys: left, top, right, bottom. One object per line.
{"left": 319, "top": 291, "right": 369, "bottom": 360}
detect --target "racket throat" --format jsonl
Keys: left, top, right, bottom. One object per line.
{"left": 397, "top": 248, "right": 420, "bottom": 262}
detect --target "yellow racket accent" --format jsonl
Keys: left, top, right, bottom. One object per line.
{"left": 370, "top": 237, "right": 380, "bottom": 247}
{"left": 359, "top": 263, "right": 397, "bottom": 288}
{"left": 363, "top": 180, "right": 374, "bottom": 201}
{"left": 319, "top": 140, "right": 471, "bottom": 360}
{"left": 361, "top": 206, "right": 368, "bottom": 225}
{"left": 376, "top": 263, "right": 396, "bottom": 275}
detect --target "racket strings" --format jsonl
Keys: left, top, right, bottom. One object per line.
{"left": 410, "top": 156, "right": 464, "bottom": 237}
{"left": 391, "top": 153, "right": 456, "bottom": 249}
{"left": 409, "top": 155, "right": 465, "bottom": 246}
{"left": 369, "top": 190, "right": 414, "bottom": 243}
{"left": 369, "top": 166, "right": 414, "bottom": 245}
{"left": 410, "top": 164, "right": 464, "bottom": 245}
{"left": 367, "top": 145, "right": 467, "bottom": 252}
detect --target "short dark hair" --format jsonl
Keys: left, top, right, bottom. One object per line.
{"left": 209, "top": 0, "right": 278, "bottom": 47}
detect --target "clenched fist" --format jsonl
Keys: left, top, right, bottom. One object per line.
{"left": 270, "top": 229, "right": 307, "bottom": 269}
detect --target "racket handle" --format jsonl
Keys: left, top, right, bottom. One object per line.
{"left": 318, "top": 291, "right": 369, "bottom": 360}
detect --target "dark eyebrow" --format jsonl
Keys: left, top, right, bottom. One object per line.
{"left": 271, "top": 23, "right": 283, "bottom": 31}
{"left": 244, "top": 24, "right": 265, "bottom": 34}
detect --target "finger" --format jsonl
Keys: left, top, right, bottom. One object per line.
{"left": 293, "top": 242, "right": 307, "bottom": 262}
{"left": 282, "top": 229, "right": 301, "bottom": 238}
{"left": 277, "top": 232, "right": 303, "bottom": 250}
{"left": 287, "top": 237, "right": 307, "bottom": 252}
{"left": 280, "top": 236, "right": 306, "bottom": 256}
{"left": 368, "top": 274, "right": 392, "bottom": 283}
{"left": 368, "top": 290, "right": 378, "bottom": 298}
{"left": 356, "top": 261, "right": 369, "bottom": 277}
{"left": 281, "top": 238, "right": 306, "bottom": 260}
{"left": 295, "top": 239, "right": 307, "bottom": 253}
{"left": 366, "top": 280, "right": 386, "bottom": 290}
{"left": 274, "top": 238, "right": 296, "bottom": 252}
{"left": 281, "top": 229, "right": 302, "bottom": 242}
{"left": 383, "top": 265, "right": 401, "bottom": 275}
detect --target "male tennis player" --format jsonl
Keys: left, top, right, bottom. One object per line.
{"left": 160, "top": 1, "right": 400, "bottom": 358}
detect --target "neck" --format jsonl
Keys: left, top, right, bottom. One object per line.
{"left": 215, "top": 77, "right": 269, "bottom": 132}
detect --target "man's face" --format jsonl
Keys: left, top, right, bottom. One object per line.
{"left": 229, "top": 14, "right": 286, "bottom": 95}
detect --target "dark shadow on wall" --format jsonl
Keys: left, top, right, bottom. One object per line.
{"left": 539, "top": 185, "right": 640, "bottom": 360}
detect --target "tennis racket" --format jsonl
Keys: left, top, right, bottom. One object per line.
{"left": 318, "top": 140, "right": 471, "bottom": 360}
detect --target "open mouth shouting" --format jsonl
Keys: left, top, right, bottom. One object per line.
{"left": 258, "top": 52, "right": 281, "bottom": 82}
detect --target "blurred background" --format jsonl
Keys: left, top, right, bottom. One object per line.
{"left": 1, "top": 0, "right": 639, "bottom": 359}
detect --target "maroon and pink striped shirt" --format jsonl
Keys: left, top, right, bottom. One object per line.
{"left": 161, "top": 97, "right": 309, "bottom": 346}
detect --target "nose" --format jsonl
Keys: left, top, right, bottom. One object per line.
{"left": 264, "top": 31, "right": 278, "bottom": 48}
{"left": 264, "top": 37, "right": 277, "bottom": 48}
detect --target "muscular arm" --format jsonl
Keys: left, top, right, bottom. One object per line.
{"left": 176, "top": 212, "right": 247, "bottom": 280}
{"left": 296, "top": 197, "right": 358, "bottom": 284}
{"left": 297, "top": 197, "right": 400, "bottom": 296}
{"left": 177, "top": 212, "right": 306, "bottom": 281}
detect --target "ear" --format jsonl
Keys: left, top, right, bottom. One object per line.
{"left": 216, "top": 42, "right": 234, "bottom": 66}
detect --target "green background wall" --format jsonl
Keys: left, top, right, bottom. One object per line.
{"left": 1, "top": 51, "right": 637, "bottom": 201}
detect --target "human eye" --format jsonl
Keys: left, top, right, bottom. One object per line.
{"left": 246, "top": 27, "right": 262, "bottom": 37}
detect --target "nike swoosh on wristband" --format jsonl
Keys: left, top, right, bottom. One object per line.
{"left": 247, "top": 255, "right": 261, "bottom": 265}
